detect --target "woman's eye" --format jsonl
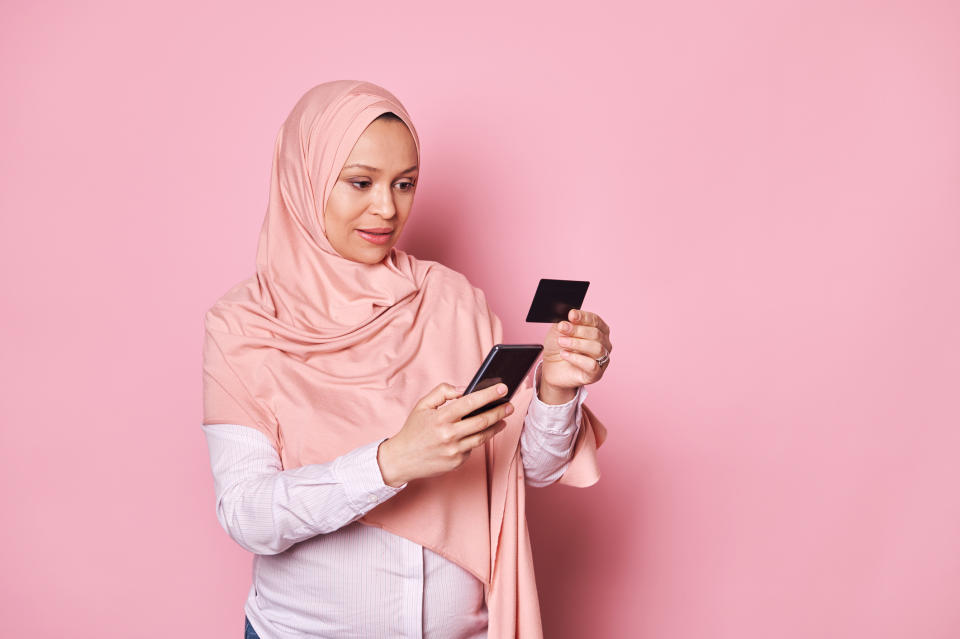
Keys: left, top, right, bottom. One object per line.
{"left": 348, "top": 180, "right": 415, "bottom": 191}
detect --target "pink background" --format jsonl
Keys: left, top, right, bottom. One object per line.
{"left": 2, "top": 1, "right": 958, "bottom": 637}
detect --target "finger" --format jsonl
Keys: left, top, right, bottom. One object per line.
{"left": 568, "top": 309, "right": 610, "bottom": 335}
{"left": 556, "top": 335, "right": 605, "bottom": 359}
{"left": 418, "top": 383, "right": 463, "bottom": 410}
{"left": 440, "top": 382, "right": 508, "bottom": 422}
{"left": 560, "top": 349, "right": 604, "bottom": 380}
{"left": 457, "top": 419, "right": 509, "bottom": 452}
{"left": 557, "top": 323, "right": 602, "bottom": 342}
{"left": 559, "top": 324, "right": 612, "bottom": 354}
{"left": 454, "top": 400, "right": 515, "bottom": 438}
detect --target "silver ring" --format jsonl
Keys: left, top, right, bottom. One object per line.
{"left": 596, "top": 350, "right": 610, "bottom": 367}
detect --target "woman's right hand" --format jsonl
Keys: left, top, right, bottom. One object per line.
{"left": 376, "top": 383, "right": 514, "bottom": 487}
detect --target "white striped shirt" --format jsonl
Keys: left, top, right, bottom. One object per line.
{"left": 202, "top": 367, "right": 587, "bottom": 639}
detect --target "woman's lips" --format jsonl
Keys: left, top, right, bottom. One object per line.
{"left": 356, "top": 228, "right": 394, "bottom": 245}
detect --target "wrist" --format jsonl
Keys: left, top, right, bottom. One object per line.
{"left": 376, "top": 438, "right": 407, "bottom": 487}
{"left": 537, "top": 375, "right": 577, "bottom": 405}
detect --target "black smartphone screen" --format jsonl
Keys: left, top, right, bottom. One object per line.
{"left": 461, "top": 344, "right": 543, "bottom": 419}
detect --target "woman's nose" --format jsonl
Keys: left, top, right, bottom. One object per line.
{"left": 370, "top": 184, "right": 397, "bottom": 219}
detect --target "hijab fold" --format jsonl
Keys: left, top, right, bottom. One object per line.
{"left": 201, "top": 80, "right": 607, "bottom": 638}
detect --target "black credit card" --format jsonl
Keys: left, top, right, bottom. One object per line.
{"left": 525, "top": 278, "right": 590, "bottom": 323}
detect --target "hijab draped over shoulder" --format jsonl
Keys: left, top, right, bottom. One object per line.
{"left": 201, "top": 80, "right": 606, "bottom": 638}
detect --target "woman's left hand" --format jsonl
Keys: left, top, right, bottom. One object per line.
{"left": 538, "top": 309, "right": 613, "bottom": 404}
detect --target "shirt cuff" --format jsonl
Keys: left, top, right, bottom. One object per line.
{"left": 332, "top": 438, "right": 406, "bottom": 514}
{"left": 529, "top": 360, "right": 589, "bottom": 434}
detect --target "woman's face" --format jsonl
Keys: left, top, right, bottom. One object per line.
{"left": 323, "top": 117, "right": 419, "bottom": 264}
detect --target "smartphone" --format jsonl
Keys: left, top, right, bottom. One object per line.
{"left": 461, "top": 344, "right": 543, "bottom": 419}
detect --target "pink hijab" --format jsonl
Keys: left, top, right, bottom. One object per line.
{"left": 201, "top": 80, "right": 607, "bottom": 637}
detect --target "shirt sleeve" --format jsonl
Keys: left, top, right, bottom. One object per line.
{"left": 202, "top": 423, "right": 406, "bottom": 555}
{"left": 519, "top": 361, "right": 588, "bottom": 487}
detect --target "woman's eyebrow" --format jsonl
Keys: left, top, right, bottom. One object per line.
{"left": 342, "top": 163, "right": 418, "bottom": 174}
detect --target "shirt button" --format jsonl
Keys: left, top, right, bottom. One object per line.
{"left": 368, "top": 494, "right": 378, "bottom": 503}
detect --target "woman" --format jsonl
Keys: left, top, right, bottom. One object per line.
{"left": 202, "top": 80, "right": 611, "bottom": 639}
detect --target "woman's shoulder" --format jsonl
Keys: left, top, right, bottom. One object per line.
{"left": 203, "top": 275, "right": 260, "bottom": 334}
{"left": 407, "top": 255, "right": 501, "bottom": 342}
{"left": 405, "top": 252, "right": 489, "bottom": 308}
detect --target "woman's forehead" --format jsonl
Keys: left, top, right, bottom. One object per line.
{"left": 341, "top": 119, "right": 419, "bottom": 170}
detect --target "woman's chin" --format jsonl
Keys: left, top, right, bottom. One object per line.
{"left": 351, "top": 243, "right": 393, "bottom": 265}
{"left": 331, "top": 233, "right": 400, "bottom": 264}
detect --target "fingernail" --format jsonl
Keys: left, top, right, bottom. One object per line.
{"left": 504, "top": 404, "right": 514, "bottom": 415}
{"left": 558, "top": 337, "right": 571, "bottom": 347}
{"left": 559, "top": 322, "right": 571, "bottom": 332}
{"left": 497, "top": 383, "right": 508, "bottom": 395}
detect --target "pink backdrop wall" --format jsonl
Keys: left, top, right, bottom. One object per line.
{"left": 2, "top": 1, "right": 958, "bottom": 637}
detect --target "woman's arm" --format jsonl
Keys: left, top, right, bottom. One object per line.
{"left": 519, "top": 361, "right": 588, "bottom": 487}
{"left": 202, "top": 423, "right": 405, "bottom": 555}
